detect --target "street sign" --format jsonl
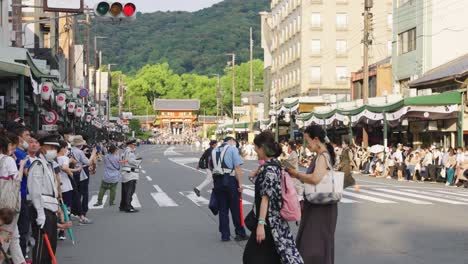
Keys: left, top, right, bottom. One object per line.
{"left": 43, "top": 110, "right": 58, "bottom": 125}
{"left": 43, "top": 0, "right": 84, "bottom": 13}
{"left": 42, "top": 125, "right": 58, "bottom": 131}
{"left": 92, "top": 120, "right": 103, "bottom": 129}
{"left": 79, "top": 88, "right": 89, "bottom": 98}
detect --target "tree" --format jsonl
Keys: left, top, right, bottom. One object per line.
{"left": 128, "top": 119, "right": 142, "bottom": 136}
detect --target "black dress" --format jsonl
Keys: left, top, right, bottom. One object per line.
{"left": 243, "top": 160, "right": 304, "bottom": 264}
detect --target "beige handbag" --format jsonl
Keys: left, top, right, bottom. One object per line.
{"left": 0, "top": 156, "right": 21, "bottom": 212}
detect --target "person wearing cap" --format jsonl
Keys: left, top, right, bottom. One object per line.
{"left": 27, "top": 134, "right": 60, "bottom": 264}
{"left": 120, "top": 139, "right": 142, "bottom": 213}
{"left": 70, "top": 135, "right": 96, "bottom": 224}
{"left": 193, "top": 140, "right": 218, "bottom": 197}
{"left": 211, "top": 136, "right": 248, "bottom": 242}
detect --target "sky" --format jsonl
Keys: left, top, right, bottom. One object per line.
{"left": 86, "top": 0, "right": 224, "bottom": 13}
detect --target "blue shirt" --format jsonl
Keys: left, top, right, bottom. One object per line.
{"left": 216, "top": 144, "right": 244, "bottom": 170}
{"left": 14, "top": 148, "right": 28, "bottom": 199}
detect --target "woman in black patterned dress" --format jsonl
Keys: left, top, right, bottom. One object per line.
{"left": 243, "top": 131, "right": 303, "bottom": 264}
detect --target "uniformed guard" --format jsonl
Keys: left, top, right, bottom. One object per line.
{"left": 27, "top": 134, "right": 60, "bottom": 264}
{"left": 211, "top": 137, "right": 248, "bottom": 242}
{"left": 119, "top": 139, "right": 142, "bottom": 213}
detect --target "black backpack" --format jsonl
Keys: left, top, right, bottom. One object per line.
{"left": 198, "top": 148, "right": 212, "bottom": 169}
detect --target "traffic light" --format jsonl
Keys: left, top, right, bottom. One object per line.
{"left": 94, "top": 2, "right": 136, "bottom": 21}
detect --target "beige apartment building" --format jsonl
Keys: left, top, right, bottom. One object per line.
{"left": 261, "top": 0, "right": 394, "bottom": 103}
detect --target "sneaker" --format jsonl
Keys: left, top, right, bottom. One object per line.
{"left": 93, "top": 202, "right": 103, "bottom": 207}
{"left": 79, "top": 217, "right": 93, "bottom": 225}
{"left": 234, "top": 234, "right": 249, "bottom": 241}
{"left": 193, "top": 187, "right": 201, "bottom": 197}
{"left": 445, "top": 182, "right": 451, "bottom": 186}
{"left": 386, "top": 176, "right": 391, "bottom": 179}
{"left": 70, "top": 214, "right": 80, "bottom": 220}
{"left": 221, "top": 237, "right": 231, "bottom": 242}
{"left": 58, "top": 230, "right": 66, "bottom": 240}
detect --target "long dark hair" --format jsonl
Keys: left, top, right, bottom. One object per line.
{"left": 253, "top": 131, "right": 282, "bottom": 158}
{"left": 304, "top": 125, "right": 336, "bottom": 165}
{"left": 0, "top": 131, "right": 11, "bottom": 154}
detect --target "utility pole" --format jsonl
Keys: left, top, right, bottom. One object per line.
{"left": 216, "top": 74, "right": 221, "bottom": 118}
{"left": 98, "top": 51, "right": 102, "bottom": 117}
{"left": 249, "top": 27, "right": 254, "bottom": 135}
{"left": 362, "top": 0, "right": 373, "bottom": 148}
{"left": 84, "top": 13, "right": 91, "bottom": 91}
{"left": 226, "top": 53, "right": 236, "bottom": 138}
{"left": 118, "top": 74, "right": 123, "bottom": 116}
{"left": 94, "top": 37, "right": 98, "bottom": 102}
{"left": 12, "top": 0, "right": 22, "bottom": 47}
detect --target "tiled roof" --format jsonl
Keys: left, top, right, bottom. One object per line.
{"left": 198, "top": 115, "right": 222, "bottom": 123}
{"left": 153, "top": 99, "right": 200, "bottom": 111}
{"left": 410, "top": 53, "right": 468, "bottom": 87}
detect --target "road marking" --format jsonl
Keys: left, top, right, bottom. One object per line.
{"left": 401, "top": 189, "right": 468, "bottom": 203}
{"left": 180, "top": 191, "right": 209, "bottom": 206}
{"left": 434, "top": 190, "right": 468, "bottom": 197}
{"left": 242, "top": 188, "right": 255, "bottom": 197}
{"left": 151, "top": 185, "right": 178, "bottom": 207}
{"left": 340, "top": 197, "right": 359, "bottom": 203}
{"left": 131, "top": 193, "right": 141, "bottom": 208}
{"left": 375, "top": 188, "right": 468, "bottom": 205}
{"left": 342, "top": 190, "right": 397, "bottom": 203}
{"left": 89, "top": 195, "right": 108, "bottom": 209}
{"left": 207, "top": 190, "right": 253, "bottom": 205}
{"left": 164, "top": 147, "right": 182, "bottom": 156}
{"left": 359, "top": 189, "right": 432, "bottom": 205}
{"left": 146, "top": 176, "right": 152, "bottom": 181}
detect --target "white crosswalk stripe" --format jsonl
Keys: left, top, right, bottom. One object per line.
{"left": 401, "top": 189, "right": 468, "bottom": 203}
{"left": 89, "top": 195, "right": 108, "bottom": 209}
{"left": 206, "top": 190, "right": 252, "bottom": 205}
{"left": 151, "top": 185, "right": 178, "bottom": 207}
{"left": 434, "top": 190, "right": 468, "bottom": 198}
{"left": 131, "top": 193, "right": 142, "bottom": 208}
{"left": 343, "top": 190, "right": 397, "bottom": 203}
{"left": 340, "top": 197, "right": 359, "bottom": 203}
{"left": 375, "top": 188, "right": 468, "bottom": 205}
{"left": 180, "top": 191, "right": 209, "bottom": 206}
{"left": 358, "top": 189, "right": 433, "bottom": 205}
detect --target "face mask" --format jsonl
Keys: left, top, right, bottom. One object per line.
{"left": 64, "top": 150, "right": 69, "bottom": 157}
{"left": 45, "top": 150, "right": 57, "bottom": 160}
{"left": 22, "top": 140, "right": 29, "bottom": 150}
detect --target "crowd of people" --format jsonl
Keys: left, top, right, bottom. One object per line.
{"left": 0, "top": 119, "right": 143, "bottom": 264}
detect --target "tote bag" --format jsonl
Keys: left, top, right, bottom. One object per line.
{"left": 304, "top": 154, "right": 344, "bottom": 204}
{"left": 0, "top": 156, "right": 21, "bottom": 212}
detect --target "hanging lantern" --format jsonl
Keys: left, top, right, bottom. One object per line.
{"left": 67, "top": 102, "right": 76, "bottom": 113}
{"left": 75, "top": 106, "right": 83, "bottom": 117}
{"left": 85, "top": 114, "right": 92, "bottom": 123}
{"left": 41, "top": 82, "right": 53, "bottom": 101}
{"left": 90, "top": 106, "right": 97, "bottom": 116}
{"left": 297, "top": 120, "right": 304, "bottom": 128}
{"left": 343, "top": 116, "right": 350, "bottom": 126}
{"left": 56, "top": 93, "right": 66, "bottom": 108}
{"left": 284, "top": 113, "right": 291, "bottom": 123}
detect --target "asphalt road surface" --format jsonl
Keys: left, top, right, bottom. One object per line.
{"left": 56, "top": 145, "right": 468, "bottom": 264}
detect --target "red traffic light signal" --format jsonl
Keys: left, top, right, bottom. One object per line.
{"left": 94, "top": 2, "right": 136, "bottom": 21}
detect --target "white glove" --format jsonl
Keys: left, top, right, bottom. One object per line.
{"left": 36, "top": 214, "right": 46, "bottom": 229}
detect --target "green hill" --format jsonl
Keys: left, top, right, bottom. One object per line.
{"left": 89, "top": 0, "right": 270, "bottom": 75}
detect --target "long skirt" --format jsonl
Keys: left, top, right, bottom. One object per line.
{"left": 243, "top": 225, "right": 281, "bottom": 264}
{"left": 296, "top": 202, "right": 338, "bottom": 264}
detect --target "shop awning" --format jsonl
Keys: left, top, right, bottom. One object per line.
{"left": 0, "top": 60, "right": 30, "bottom": 77}
{"left": 403, "top": 90, "right": 463, "bottom": 105}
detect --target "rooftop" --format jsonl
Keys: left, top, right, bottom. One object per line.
{"left": 153, "top": 99, "right": 200, "bottom": 111}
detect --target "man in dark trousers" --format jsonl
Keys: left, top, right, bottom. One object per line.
{"left": 211, "top": 137, "right": 248, "bottom": 242}
{"left": 193, "top": 140, "right": 218, "bottom": 197}
{"left": 27, "top": 134, "right": 60, "bottom": 264}
{"left": 120, "top": 139, "right": 142, "bottom": 213}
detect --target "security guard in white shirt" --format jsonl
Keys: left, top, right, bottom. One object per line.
{"left": 27, "top": 134, "right": 60, "bottom": 264}
{"left": 119, "top": 139, "right": 142, "bottom": 213}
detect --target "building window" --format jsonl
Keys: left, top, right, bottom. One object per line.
{"left": 336, "top": 66, "right": 348, "bottom": 83}
{"left": 310, "top": 39, "right": 321, "bottom": 55}
{"left": 310, "top": 67, "right": 321, "bottom": 82}
{"left": 336, "top": 40, "right": 347, "bottom": 55}
{"left": 387, "top": 40, "right": 393, "bottom": 56}
{"left": 398, "top": 28, "right": 416, "bottom": 54}
{"left": 336, "top": 13, "right": 348, "bottom": 30}
{"left": 310, "top": 13, "right": 322, "bottom": 28}
{"left": 387, "top": 14, "right": 393, "bottom": 30}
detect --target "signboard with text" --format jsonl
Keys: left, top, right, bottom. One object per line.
{"left": 42, "top": 125, "right": 58, "bottom": 131}
{"left": 43, "top": 0, "right": 84, "bottom": 13}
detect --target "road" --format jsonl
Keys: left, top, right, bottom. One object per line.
{"left": 56, "top": 145, "right": 468, "bottom": 264}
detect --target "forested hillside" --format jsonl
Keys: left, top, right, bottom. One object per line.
{"left": 89, "top": 0, "right": 269, "bottom": 75}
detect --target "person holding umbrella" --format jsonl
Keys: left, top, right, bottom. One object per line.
{"left": 120, "top": 139, "right": 142, "bottom": 213}
{"left": 27, "top": 134, "right": 60, "bottom": 264}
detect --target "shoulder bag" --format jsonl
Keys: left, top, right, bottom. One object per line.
{"left": 304, "top": 153, "right": 344, "bottom": 204}
{"left": 0, "top": 156, "right": 21, "bottom": 212}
